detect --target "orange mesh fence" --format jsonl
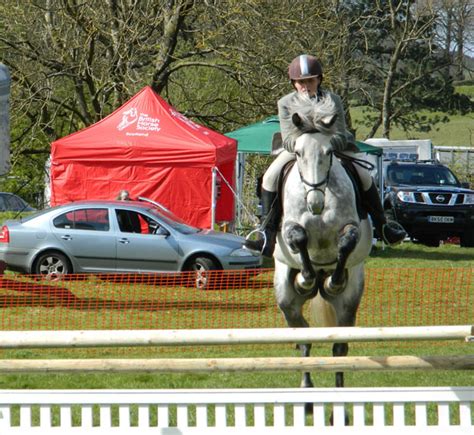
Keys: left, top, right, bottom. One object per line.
{"left": 0, "top": 267, "right": 471, "bottom": 331}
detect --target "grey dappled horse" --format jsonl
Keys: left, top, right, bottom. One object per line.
{"left": 273, "top": 96, "right": 373, "bottom": 393}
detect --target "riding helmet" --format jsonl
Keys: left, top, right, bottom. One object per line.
{"left": 288, "top": 55, "right": 323, "bottom": 80}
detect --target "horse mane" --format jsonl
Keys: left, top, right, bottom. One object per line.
{"left": 285, "top": 94, "right": 338, "bottom": 143}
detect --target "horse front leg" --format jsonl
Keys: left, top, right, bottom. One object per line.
{"left": 324, "top": 223, "right": 359, "bottom": 296}
{"left": 274, "top": 261, "right": 314, "bottom": 390}
{"left": 333, "top": 342, "right": 349, "bottom": 388}
{"left": 284, "top": 221, "right": 317, "bottom": 296}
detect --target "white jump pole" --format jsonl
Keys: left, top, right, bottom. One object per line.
{"left": 0, "top": 325, "right": 472, "bottom": 348}
{"left": 0, "top": 355, "right": 472, "bottom": 373}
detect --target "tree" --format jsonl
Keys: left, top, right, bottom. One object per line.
{"left": 344, "top": 0, "right": 472, "bottom": 139}
{"left": 0, "top": 0, "right": 336, "bottom": 204}
{"left": 424, "top": 0, "right": 474, "bottom": 80}
{"left": 1, "top": 0, "right": 472, "bottom": 207}
{"left": 0, "top": 0, "right": 227, "bottom": 202}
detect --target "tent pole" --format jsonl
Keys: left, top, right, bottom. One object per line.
{"left": 211, "top": 167, "right": 217, "bottom": 229}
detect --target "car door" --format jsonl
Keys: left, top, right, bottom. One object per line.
{"left": 114, "top": 208, "right": 180, "bottom": 272}
{"left": 52, "top": 207, "right": 116, "bottom": 272}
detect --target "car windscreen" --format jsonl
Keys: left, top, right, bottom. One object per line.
{"left": 147, "top": 208, "right": 200, "bottom": 234}
{"left": 387, "top": 165, "right": 460, "bottom": 186}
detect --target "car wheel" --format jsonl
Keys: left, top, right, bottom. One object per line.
{"left": 460, "top": 230, "right": 474, "bottom": 248}
{"left": 33, "top": 251, "right": 71, "bottom": 279}
{"left": 185, "top": 257, "right": 218, "bottom": 290}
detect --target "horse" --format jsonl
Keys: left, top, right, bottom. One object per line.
{"left": 273, "top": 95, "right": 373, "bottom": 395}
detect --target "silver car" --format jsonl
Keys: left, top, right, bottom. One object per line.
{"left": 0, "top": 199, "right": 261, "bottom": 286}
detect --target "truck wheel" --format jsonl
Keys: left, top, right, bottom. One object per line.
{"left": 417, "top": 236, "right": 440, "bottom": 248}
{"left": 460, "top": 230, "right": 474, "bottom": 248}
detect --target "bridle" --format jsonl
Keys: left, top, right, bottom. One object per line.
{"left": 296, "top": 141, "right": 334, "bottom": 203}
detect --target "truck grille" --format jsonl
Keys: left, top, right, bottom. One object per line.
{"left": 414, "top": 192, "right": 466, "bottom": 206}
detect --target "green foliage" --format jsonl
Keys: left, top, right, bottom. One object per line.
{"left": 0, "top": 152, "right": 47, "bottom": 208}
{"left": 0, "top": 211, "right": 34, "bottom": 223}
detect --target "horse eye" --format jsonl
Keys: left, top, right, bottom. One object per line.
{"left": 294, "top": 151, "right": 301, "bottom": 157}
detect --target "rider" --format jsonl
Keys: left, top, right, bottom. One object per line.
{"left": 245, "top": 54, "right": 406, "bottom": 257}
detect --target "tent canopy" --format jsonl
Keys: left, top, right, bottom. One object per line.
{"left": 226, "top": 117, "right": 382, "bottom": 155}
{"left": 50, "top": 86, "right": 237, "bottom": 228}
{"left": 53, "top": 86, "right": 236, "bottom": 165}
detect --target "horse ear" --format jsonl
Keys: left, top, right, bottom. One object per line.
{"left": 320, "top": 113, "right": 338, "bottom": 128}
{"left": 292, "top": 113, "right": 303, "bottom": 127}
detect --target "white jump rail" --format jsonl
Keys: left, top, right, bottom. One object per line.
{"left": 0, "top": 326, "right": 472, "bottom": 433}
{"left": 0, "top": 325, "right": 472, "bottom": 348}
{"left": 0, "top": 387, "right": 472, "bottom": 434}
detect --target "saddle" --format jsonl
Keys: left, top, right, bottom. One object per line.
{"left": 277, "top": 154, "right": 368, "bottom": 221}
{"left": 335, "top": 153, "right": 368, "bottom": 220}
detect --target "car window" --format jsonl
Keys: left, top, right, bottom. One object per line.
{"left": 147, "top": 208, "right": 199, "bottom": 235}
{"left": 116, "top": 209, "right": 160, "bottom": 234}
{"left": 0, "top": 195, "right": 6, "bottom": 211}
{"left": 53, "top": 208, "right": 110, "bottom": 231}
{"left": 5, "top": 195, "right": 24, "bottom": 211}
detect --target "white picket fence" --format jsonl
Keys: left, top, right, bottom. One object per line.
{"left": 0, "top": 326, "right": 472, "bottom": 434}
{"left": 0, "top": 386, "right": 472, "bottom": 434}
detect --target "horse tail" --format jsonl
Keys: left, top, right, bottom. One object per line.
{"left": 309, "top": 264, "right": 365, "bottom": 328}
{"left": 309, "top": 294, "right": 337, "bottom": 327}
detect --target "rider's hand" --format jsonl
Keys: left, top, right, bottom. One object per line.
{"left": 330, "top": 133, "right": 347, "bottom": 152}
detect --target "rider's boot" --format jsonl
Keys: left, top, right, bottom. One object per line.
{"left": 244, "top": 189, "right": 279, "bottom": 257}
{"left": 362, "top": 181, "right": 406, "bottom": 246}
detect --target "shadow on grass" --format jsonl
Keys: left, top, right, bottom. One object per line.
{"left": 0, "top": 274, "right": 271, "bottom": 312}
{"left": 369, "top": 243, "right": 474, "bottom": 263}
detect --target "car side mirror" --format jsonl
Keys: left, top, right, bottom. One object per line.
{"left": 155, "top": 227, "right": 170, "bottom": 237}
{"left": 461, "top": 182, "right": 470, "bottom": 188}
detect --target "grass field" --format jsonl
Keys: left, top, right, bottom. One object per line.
{"left": 0, "top": 242, "right": 471, "bottom": 392}
{"left": 350, "top": 106, "right": 474, "bottom": 148}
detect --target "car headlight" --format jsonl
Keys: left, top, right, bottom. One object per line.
{"left": 396, "top": 191, "right": 416, "bottom": 203}
{"left": 230, "top": 248, "right": 258, "bottom": 257}
{"left": 464, "top": 193, "right": 474, "bottom": 204}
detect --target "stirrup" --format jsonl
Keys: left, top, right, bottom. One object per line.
{"left": 244, "top": 229, "right": 267, "bottom": 253}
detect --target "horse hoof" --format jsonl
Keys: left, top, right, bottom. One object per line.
{"left": 295, "top": 273, "right": 315, "bottom": 296}
{"left": 324, "top": 275, "right": 346, "bottom": 295}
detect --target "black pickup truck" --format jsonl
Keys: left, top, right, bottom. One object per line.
{"left": 383, "top": 160, "right": 474, "bottom": 247}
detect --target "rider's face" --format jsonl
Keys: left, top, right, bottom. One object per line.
{"left": 293, "top": 77, "right": 320, "bottom": 97}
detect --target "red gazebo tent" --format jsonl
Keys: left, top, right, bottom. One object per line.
{"left": 50, "top": 86, "right": 237, "bottom": 228}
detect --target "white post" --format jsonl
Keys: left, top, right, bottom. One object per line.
{"left": 235, "top": 153, "right": 245, "bottom": 229}
{"left": 211, "top": 166, "right": 217, "bottom": 229}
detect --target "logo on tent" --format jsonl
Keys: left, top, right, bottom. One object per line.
{"left": 117, "top": 107, "right": 161, "bottom": 136}
{"left": 117, "top": 108, "right": 139, "bottom": 131}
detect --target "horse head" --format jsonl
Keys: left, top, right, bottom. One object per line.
{"left": 291, "top": 97, "right": 339, "bottom": 215}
